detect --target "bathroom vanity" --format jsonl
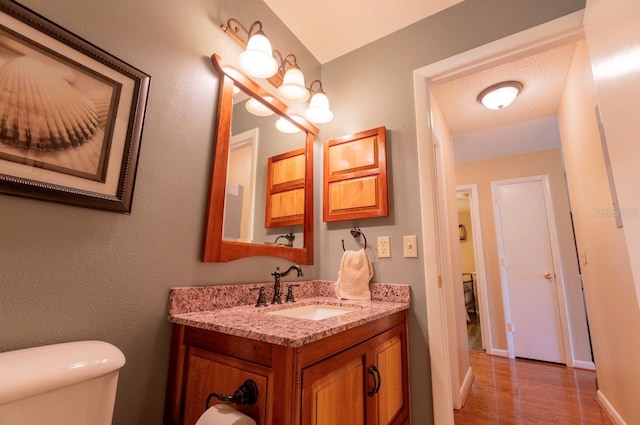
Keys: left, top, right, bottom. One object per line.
{"left": 164, "top": 281, "right": 411, "bottom": 425}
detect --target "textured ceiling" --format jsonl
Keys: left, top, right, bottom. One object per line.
{"left": 431, "top": 43, "right": 577, "bottom": 136}
{"left": 431, "top": 43, "right": 577, "bottom": 163}
{"left": 263, "top": 0, "right": 463, "bottom": 64}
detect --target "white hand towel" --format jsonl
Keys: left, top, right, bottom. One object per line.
{"left": 335, "top": 249, "right": 374, "bottom": 300}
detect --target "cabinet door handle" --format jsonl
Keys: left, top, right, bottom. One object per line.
{"left": 367, "top": 365, "right": 381, "bottom": 397}
{"left": 367, "top": 366, "right": 378, "bottom": 397}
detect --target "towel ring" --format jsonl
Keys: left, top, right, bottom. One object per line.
{"left": 342, "top": 227, "right": 367, "bottom": 251}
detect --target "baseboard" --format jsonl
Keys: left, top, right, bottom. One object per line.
{"left": 490, "top": 348, "right": 509, "bottom": 358}
{"left": 597, "top": 390, "right": 627, "bottom": 425}
{"left": 460, "top": 366, "right": 474, "bottom": 407}
{"left": 573, "top": 360, "right": 595, "bottom": 370}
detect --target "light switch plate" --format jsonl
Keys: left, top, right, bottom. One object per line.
{"left": 377, "top": 236, "right": 391, "bottom": 258}
{"left": 403, "top": 235, "right": 418, "bottom": 258}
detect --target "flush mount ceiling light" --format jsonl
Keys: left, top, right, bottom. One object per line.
{"left": 477, "top": 81, "right": 523, "bottom": 110}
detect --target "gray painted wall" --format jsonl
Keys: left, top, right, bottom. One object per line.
{"left": 318, "top": 0, "right": 584, "bottom": 421}
{"left": 0, "top": 0, "right": 584, "bottom": 424}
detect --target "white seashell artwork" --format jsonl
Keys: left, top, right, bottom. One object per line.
{"left": 0, "top": 56, "right": 100, "bottom": 151}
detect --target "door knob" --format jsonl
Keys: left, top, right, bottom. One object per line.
{"left": 543, "top": 272, "right": 553, "bottom": 280}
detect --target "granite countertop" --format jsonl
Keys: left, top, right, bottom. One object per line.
{"left": 168, "top": 281, "right": 410, "bottom": 348}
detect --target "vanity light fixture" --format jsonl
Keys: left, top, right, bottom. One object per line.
{"left": 245, "top": 97, "right": 274, "bottom": 117}
{"left": 477, "top": 80, "right": 523, "bottom": 110}
{"left": 305, "top": 80, "right": 334, "bottom": 124}
{"left": 276, "top": 53, "right": 309, "bottom": 103}
{"left": 275, "top": 117, "right": 301, "bottom": 134}
{"left": 222, "top": 17, "right": 334, "bottom": 124}
{"left": 222, "top": 19, "right": 278, "bottom": 79}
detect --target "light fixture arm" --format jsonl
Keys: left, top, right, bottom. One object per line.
{"left": 308, "top": 80, "right": 325, "bottom": 94}
{"left": 221, "top": 19, "right": 266, "bottom": 46}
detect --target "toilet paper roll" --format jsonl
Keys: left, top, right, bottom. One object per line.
{"left": 195, "top": 404, "right": 257, "bottom": 425}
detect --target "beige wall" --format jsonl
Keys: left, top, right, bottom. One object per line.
{"left": 455, "top": 148, "right": 592, "bottom": 362}
{"left": 558, "top": 40, "right": 640, "bottom": 423}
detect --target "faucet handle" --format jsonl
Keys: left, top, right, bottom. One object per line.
{"left": 250, "top": 286, "right": 267, "bottom": 307}
{"left": 285, "top": 284, "right": 300, "bottom": 303}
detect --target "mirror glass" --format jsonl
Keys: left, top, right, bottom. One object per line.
{"left": 202, "top": 54, "right": 317, "bottom": 264}
{"left": 223, "top": 88, "right": 306, "bottom": 248}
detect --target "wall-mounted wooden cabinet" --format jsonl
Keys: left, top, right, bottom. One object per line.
{"left": 323, "top": 127, "right": 389, "bottom": 222}
{"left": 265, "top": 148, "right": 305, "bottom": 228}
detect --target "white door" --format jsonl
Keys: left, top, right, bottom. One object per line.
{"left": 493, "top": 177, "right": 565, "bottom": 363}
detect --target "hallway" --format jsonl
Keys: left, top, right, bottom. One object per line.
{"left": 454, "top": 351, "right": 612, "bottom": 425}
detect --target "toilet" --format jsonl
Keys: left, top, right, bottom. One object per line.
{"left": 0, "top": 340, "right": 126, "bottom": 425}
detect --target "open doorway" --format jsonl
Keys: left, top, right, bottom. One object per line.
{"left": 455, "top": 185, "right": 491, "bottom": 353}
{"left": 413, "top": 10, "right": 591, "bottom": 424}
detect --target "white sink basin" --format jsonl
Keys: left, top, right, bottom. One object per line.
{"left": 266, "top": 304, "right": 357, "bottom": 320}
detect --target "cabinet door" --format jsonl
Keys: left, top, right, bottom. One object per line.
{"left": 323, "top": 126, "right": 389, "bottom": 222}
{"left": 182, "top": 348, "right": 271, "bottom": 425}
{"left": 369, "top": 325, "right": 410, "bottom": 425}
{"left": 301, "top": 343, "right": 368, "bottom": 425}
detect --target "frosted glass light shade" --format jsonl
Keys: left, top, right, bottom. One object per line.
{"left": 305, "top": 92, "right": 334, "bottom": 124}
{"left": 238, "top": 32, "right": 278, "bottom": 78}
{"left": 277, "top": 66, "right": 309, "bottom": 103}
{"left": 478, "top": 81, "right": 523, "bottom": 110}
{"left": 245, "top": 98, "right": 274, "bottom": 116}
{"left": 275, "top": 117, "right": 300, "bottom": 133}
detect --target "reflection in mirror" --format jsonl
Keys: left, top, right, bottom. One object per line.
{"left": 202, "top": 54, "right": 318, "bottom": 264}
{"left": 222, "top": 89, "right": 306, "bottom": 248}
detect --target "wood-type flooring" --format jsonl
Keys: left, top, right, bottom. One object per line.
{"left": 454, "top": 351, "right": 613, "bottom": 425}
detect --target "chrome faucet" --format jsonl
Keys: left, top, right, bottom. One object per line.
{"left": 271, "top": 265, "right": 303, "bottom": 304}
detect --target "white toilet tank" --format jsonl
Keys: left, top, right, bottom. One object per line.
{"left": 0, "top": 340, "right": 126, "bottom": 425}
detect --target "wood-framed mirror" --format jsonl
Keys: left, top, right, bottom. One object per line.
{"left": 202, "top": 54, "right": 318, "bottom": 264}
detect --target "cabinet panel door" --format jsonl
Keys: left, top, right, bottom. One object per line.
{"left": 183, "top": 348, "right": 271, "bottom": 425}
{"left": 301, "top": 345, "right": 368, "bottom": 425}
{"left": 370, "top": 325, "right": 410, "bottom": 425}
{"left": 323, "top": 126, "right": 388, "bottom": 222}
{"left": 374, "top": 335, "right": 403, "bottom": 424}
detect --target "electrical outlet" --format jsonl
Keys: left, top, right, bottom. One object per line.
{"left": 403, "top": 235, "right": 418, "bottom": 258}
{"left": 377, "top": 236, "right": 391, "bottom": 258}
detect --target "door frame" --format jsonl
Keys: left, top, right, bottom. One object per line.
{"left": 412, "top": 11, "right": 585, "bottom": 424}
{"left": 491, "top": 175, "right": 573, "bottom": 364}
{"left": 229, "top": 128, "right": 259, "bottom": 242}
{"left": 456, "top": 184, "right": 492, "bottom": 353}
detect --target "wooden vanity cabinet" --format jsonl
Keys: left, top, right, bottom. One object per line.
{"left": 301, "top": 323, "right": 409, "bottom": 425}
{"left": 164, "top": 311, "right": 410, "bottom": 425}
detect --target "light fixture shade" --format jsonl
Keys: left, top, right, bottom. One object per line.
{"left": 478, "top": 81, "right": 523, "bottom": 110}
{"left": 305, "top": 91, "right": 334, "bottom": 124}
{"left": 275, "top": 117, "right": 300, "bottom": 133}
{"left": 238, "top": 32, "right": 278, "bottom": 78}
{"left": 245, "top": 98, "right": 274, "bottom": 116}
{"left": 277, "top": 66, "right": 309, "bottom": 103}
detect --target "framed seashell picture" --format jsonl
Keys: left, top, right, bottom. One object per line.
{"left": 0, "top": 0, "right": 150, "bottom": 213}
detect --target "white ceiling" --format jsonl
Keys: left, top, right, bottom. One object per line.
{"left": 263, "top": 0, "right": 464, "bottom": 64}
{"left": 262, "top": 1, "right": 578, "bottom": 163}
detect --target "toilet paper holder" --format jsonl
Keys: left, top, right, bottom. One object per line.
{"left": 205, "top": 380, "right": 259, "bottom": 408}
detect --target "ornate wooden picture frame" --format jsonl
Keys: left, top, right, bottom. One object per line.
{"left": 0, "top": 0, "right": 150, "bottom": 213}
